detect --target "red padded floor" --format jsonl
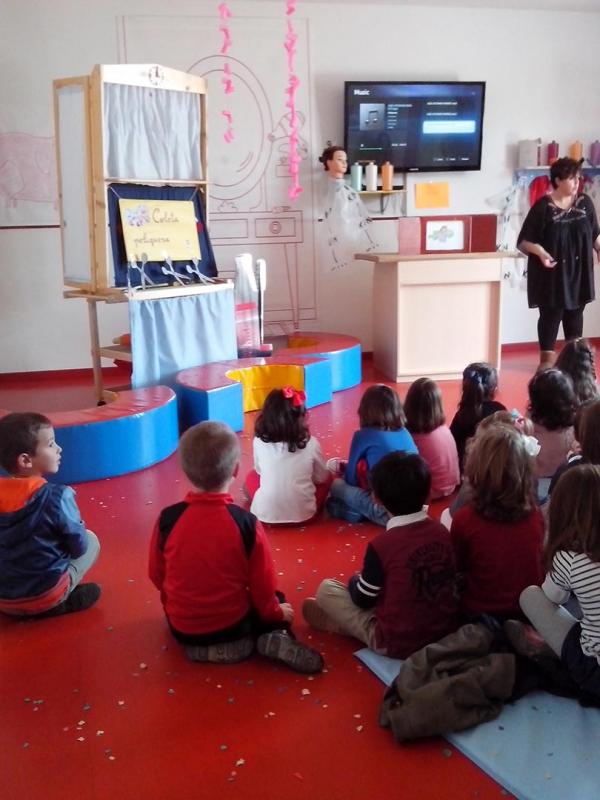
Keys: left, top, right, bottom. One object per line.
{"left": 0, "top": 349, "right": 542, "bottom": 800}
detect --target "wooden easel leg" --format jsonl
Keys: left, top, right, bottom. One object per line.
{"left": 87, "top": 298, "right": 104, "bottom": 404}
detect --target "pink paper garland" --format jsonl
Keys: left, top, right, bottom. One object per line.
{"left": 285, "top": 0, "right": 302, "bottom": 200}
{"left": 218, "top": 3, "right": 234, "bottom": 143}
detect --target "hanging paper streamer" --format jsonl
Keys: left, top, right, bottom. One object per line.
{"left": 285, "top": 0, "right": 302, "bottom": 200}
{"left": 218, "top": 3, "right": 234, "bottom": 143}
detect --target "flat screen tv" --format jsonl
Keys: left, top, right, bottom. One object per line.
{"left": 344, "top": 81, "right": 486, "bottom": 173}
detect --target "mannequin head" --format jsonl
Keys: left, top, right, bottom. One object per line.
{"left": 319, "top": 145, "right": 347, "bottom": 179}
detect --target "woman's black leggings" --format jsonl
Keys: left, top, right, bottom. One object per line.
{"left": 537, "top": 306, "right": 585, "bottom": 351}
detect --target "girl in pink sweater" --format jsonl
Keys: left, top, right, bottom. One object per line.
{"left": 404, "top": 378, "right": 459, "bottom": 499}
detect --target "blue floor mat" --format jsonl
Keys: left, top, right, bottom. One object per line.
{"left": 355, "top": 648, "right": 600, "bottom": 800}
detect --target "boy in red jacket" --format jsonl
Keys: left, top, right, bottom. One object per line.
{"left": 149, "top": 420, "right": 322, "bottom": 673}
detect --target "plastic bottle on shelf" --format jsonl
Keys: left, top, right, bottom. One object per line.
{"left": 547, "top": 140, "right": 559, "bottom": 165}
{"left": 365, "top": 161, "right": 378, "bottom": 192}
{"left": 569, "top": 141, "right": 583, "bottom": 161}
{"left": 381, "top": 161, "right": 393, "bottom": 192}
{"left": 590, "top": 141, "right": 600, "bottom": 167}
{"left": 517, "top": 139, "right": 541, "bottom": 168}
{"left": 350, "top": 163, "right": 363, "bottom": 191}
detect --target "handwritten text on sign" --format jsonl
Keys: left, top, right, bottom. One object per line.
{"left": 118, "top": 199, "right": 201, "bottom": 262}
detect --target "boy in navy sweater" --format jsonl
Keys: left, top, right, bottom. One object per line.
{"left": 149, "top": 420, "right": 322, "bottom": 673}
{"left": 0, "top": 413, "right": 100, "bottom": 617}
{"left": 303, "top": 452, "right": 459, "bottom": 658}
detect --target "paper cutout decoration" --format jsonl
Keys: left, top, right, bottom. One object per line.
{"left": 285, "top": 0, "right": 302, "bottom": 200}
{"left": 218, "top": 3, "right": 234, "bottom": 142}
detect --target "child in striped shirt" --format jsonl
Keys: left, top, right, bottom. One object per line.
{"left": 509, "top": 464, "right": 600, "bottom": 699}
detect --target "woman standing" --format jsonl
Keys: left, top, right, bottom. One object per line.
{"left": 518, "top": 157, "right": 600, "bottom": 369}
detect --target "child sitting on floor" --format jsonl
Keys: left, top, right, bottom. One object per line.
{"left": 303, "top": 452, "right": 459, "bottom": 659}
{"left": 244, "top": 386, "right": 332, "bottom": 524}
{"left": 450, "top": 362, "right": 506, "bottom": 474}
{"left": 511, "top": 464, "right": 600, "bottom": 700}
{"left": 548, "top": 398, "right": 600, "bottom": 496}
{"left": 442, "top": 410, "right": 539, "bottom": 527}
{"left": 404, "top": 377, "right": 459, "bottom": 499}
{"left": 0, "top": 412, "right": 101, "bottom": 617}
{"left": 450, "top": 424, "right": 544, "bottom": 621}
{"left": 326, "top": 384, "right": 417, "bottom": 526}
{"left": 149, "top": 420, "right": 323, "bottom": 673}
{"left": 527, "top": 368, "right": 576, "bottom": 479}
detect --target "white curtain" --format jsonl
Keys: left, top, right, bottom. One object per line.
{"left": 104, "top": 83, "right": 202, "bottom": 180}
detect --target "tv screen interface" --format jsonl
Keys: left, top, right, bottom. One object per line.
{"left": 344, "top": 81, "right": 485, "bottom": 173}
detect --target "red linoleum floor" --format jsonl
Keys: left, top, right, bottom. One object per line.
{"left": 0, "top": 351, "right": 542, "bottom": 800}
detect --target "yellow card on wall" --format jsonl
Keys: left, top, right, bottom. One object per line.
{"left": 119, "top": 199, "right": 201, "bottom": 261}
{"left": 414, "top": 182, "right": 450, "bottom": 210}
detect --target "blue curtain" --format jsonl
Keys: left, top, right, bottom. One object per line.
{"left": 130, "top": 289, "right": 237, "bottom": 388}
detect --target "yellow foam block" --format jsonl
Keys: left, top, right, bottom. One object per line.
{"left": 225, "top": 365, "right": 305, "bottom": 412}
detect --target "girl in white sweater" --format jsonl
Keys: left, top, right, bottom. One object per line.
{"left": 244, "top": 386, "right": 332, "bottom": 524}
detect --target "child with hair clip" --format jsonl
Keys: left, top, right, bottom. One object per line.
{"left": 326, "top": 384, "right": 417, "bottom": 526}
{"left": 450, "top": 362, "right": 506, "bottom": 474}
{"left": 527, "top": 367, "right": 576, "bottom": 479}
{"left": 508, "top": 464, "right": 600, "bottom": 699}
{"left": 555, "top": 337, "right": 598, "bottom": 405}
{"left": 404, "top": 377, "right": 459, "bottom": 499}
{"left": 450, "top": 424, "right": 544, "bottom": 620}
{"left": 244, "top": 386, "right": 332, "bottom": 524}
{"left": 441, "top": 410, "right": 540, "bottom": 527}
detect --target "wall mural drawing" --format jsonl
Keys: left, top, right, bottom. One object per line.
{"left": 120, "top": 15, "right": 316, "bottom": 334}
{"left": 0, "top": 132, "right": 59, "bottom": 227}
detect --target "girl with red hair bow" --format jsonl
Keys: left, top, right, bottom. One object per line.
{"left": 244, "top": 387, "right": 332, "bottom": 524}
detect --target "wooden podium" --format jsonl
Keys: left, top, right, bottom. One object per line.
{"left": 356, "top": 252, "right": 505, "bottom": 383}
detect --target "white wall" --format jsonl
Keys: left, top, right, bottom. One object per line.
{"left": 1, "top": 0, "right": 600, "bottom": 373}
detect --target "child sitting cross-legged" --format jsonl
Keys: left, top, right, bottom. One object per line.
{"left": 149, "top": 420, "right": 323, "bottom": 673}
{"left": 244, "top": 386, "right": 332, "bottom": 524}
{"left": 303, "top": 452, "right": 459, "bottom": 658}
{"left": 404, "top": 377, "right": 459, "bottom": 499}
{"left": 326, "top": 384, "right": 417, "bottom": 526}
{"left": 506, "top": 465, "right": 600, "bottom": 699}
{"left": 450, "top": 424, "right": 544, "bottom": 621}
{"left": 0, "top": 412, "right": 101, "bottom": 618}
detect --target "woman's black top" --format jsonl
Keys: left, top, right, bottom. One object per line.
{"left": 517, "top": 193, "right": 599, "bottom": 310}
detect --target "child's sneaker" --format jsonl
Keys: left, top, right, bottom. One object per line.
{"left": 503, "top": 620, "right": 557, "bottom": 662}
{"left": 302, "top": 597, "right": 344, "bottom": 634}
{"left": 256, "top": 630, "right": 323, "bottom": 674}
{"left": 36, "top": 583, "right": 101, "bottom": 618}
{"left": 185, "top": 636, "right": 254, "bottom": 664}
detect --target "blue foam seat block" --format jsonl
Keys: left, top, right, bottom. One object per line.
{"left": 355, "top": 648, "right": 600, "bottom": 800}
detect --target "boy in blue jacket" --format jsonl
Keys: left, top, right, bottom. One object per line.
{"left": 0, "top": 412, "right": 100, "bottom": 617}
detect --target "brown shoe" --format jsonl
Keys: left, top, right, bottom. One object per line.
{"left": 256, "top": 630, "right": 323, "bottom": 674}
{"left": 537, "top": 350, "right": 556, "bottom": 372}
{"left": 302, "top": 597, "right": 345, "bottom": 634}
{"left": 185, "top": 636, "right": 254, "bottom": 664}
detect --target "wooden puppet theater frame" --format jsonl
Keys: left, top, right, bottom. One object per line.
{"left": 53, "top": 63, "right": 236, "bottom": 401}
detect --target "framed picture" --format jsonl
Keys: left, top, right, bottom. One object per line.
{"left": 421, "top": 215, "right": 471, "bottom": 254}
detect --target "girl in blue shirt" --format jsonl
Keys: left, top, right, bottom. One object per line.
{"left": 326, "top": 384, "right": 417, "bottom": 525}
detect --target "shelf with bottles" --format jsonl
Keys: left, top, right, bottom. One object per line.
{"left": 357, "top": 188, "right": 406, "bottom": 195}
{"left": 515, "top": 166, "right": 600, "bottom": 183}
{"left": 357, "top": 188, "right": 406, "bottom": 215}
